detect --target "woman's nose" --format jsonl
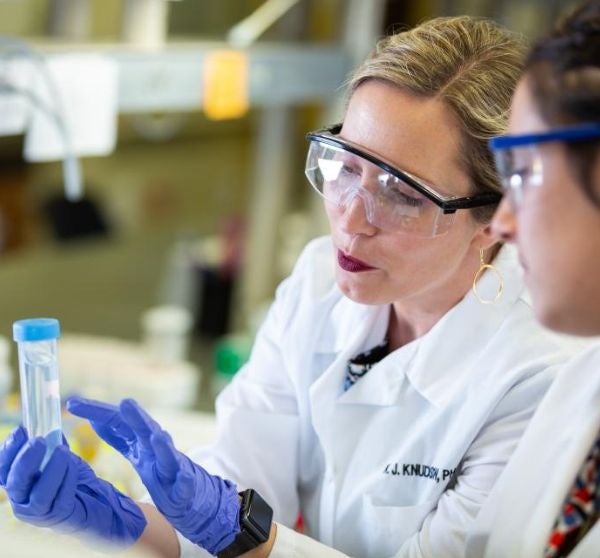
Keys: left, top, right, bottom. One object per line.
{"left": 337, "top": 189, "right": 378, "bottom": 235}
{"left": 491, "top": 197, "right": 517, "bottom": 242}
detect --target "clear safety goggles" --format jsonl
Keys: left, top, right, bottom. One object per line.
{"left": 490, "top": 122, "right": 600, "bottom": 209}
{"left": 305, "top": 124, "right": 501, "bottom": 238}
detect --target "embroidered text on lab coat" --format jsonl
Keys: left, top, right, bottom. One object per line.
{"left": 383, "top": 462, "right": 457, "bottom": 484}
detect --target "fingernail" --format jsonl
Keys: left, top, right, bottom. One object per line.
{"left": 65, "top": 396, "right": 79, "bottom": 408}
{"left": 29, "top": 437, "right": 46, "bottom": 450}
{"left": 120, "top": 398, "right": 139, "bottom": 415}
{"left": 55, "top": 444, "right": 68, "bottom": 456}
{"left": 11, "top": 426, "right": 27, "bottom": 443}
{"left": 13, "top": 431, "right": 26, "bottom": 449}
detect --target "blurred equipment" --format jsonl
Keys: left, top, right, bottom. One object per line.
{"left": 0, "top": 336, "right": 12, "bottom": 409}
{"left": 202, "top": 49, "right": 249, "bottom": 120}
{"left": 141, "top": 304, "right": 193, "bottom": 364}
{"left": 0, "top": 57, "right": 29, "bottom": 136}
{"left": 158, "top": 235, "right": 198, "bottom": 311}
{"left": 49, "top": 0, "right": 91, "bottom": 40}
{"left": 23, "top": 53, "right": 118, "bottom": 164}
{"left": 43, "top": 192, "right": 111, "bottom": 241}
{"left": 196, "top": 264, "right": 235, "bottom": 338}
{"left": 158, "top": 231, "right": 240, "bottom": 339}
{"left": 0, "top": 36, "right": 86, "bottom": 201}
{"left": 212, "top": 333, "right": 253, "bottom": 397}
{"left": 0, "top": 3, "right": 355, "bottom": 333}
{"left": 122, "top": 0, "right": 182, "bottom": 49}
{"left": 57, "top": 334, "right": 200, "bottom": 410}
{"left": 13, "top": 318, "right": 62, "bottom": 469}
{"left": 194, "top": 218, "right": 244, "bottom": 338}
{"left": 227, "top": 0, "right": 301, "bottom": 48}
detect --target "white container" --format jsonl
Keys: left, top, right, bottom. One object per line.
{"left": 57, "top": 333, "right": 200, "bottom": 410}
{"left": 142, "top": 305, "right": 193, "bottom": 364}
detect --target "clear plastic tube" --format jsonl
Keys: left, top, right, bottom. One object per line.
{"left": 14, "top": 319, "right": 62, "bottom": 469}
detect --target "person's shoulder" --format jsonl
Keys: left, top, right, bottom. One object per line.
{"left": 498, "top": 304, "right": 591, "bottom": 373}
{"left": 521, "top": 341, "right": 600, "bottom": 429}
{"left": 555, "top": 339, "right": 600, "bottom": 377}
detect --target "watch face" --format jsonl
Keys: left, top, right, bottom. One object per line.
{"left": 241, "top": 490, "right": 272, "bottom": 543}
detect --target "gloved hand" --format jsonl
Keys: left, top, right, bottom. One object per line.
{"left": 0, "top": 426, "right": 147, "bottom": 547}
{"left": 67, "top": 397, "right": 241, "bottom": 555}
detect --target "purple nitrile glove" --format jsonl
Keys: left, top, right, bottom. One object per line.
{"left": 0, "top": 426, "right": 147, "bottom": 547}
{"left": 67, "top": 396, "right": 241, "bottom": 555}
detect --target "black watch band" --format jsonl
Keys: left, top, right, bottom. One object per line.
{"left": 217, "top": 533, "right": 258, "bottom": 558}
{"left": 217, "top": 489, "right": 273, "bottom": 558}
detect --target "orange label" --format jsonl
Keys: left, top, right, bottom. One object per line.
{"left": 203, "top": 50, "right": 249, "bottom": 120}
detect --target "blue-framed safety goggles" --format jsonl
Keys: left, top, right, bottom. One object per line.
{"left": 489, "top": 122, "right": 600, "bottom": 207}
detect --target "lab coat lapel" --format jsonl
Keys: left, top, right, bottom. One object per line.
{"left": 309, "top": 300, "right": 388, "bottom": 449}
{"left": 337, "top": 340, "right": 419, "bottom": 406}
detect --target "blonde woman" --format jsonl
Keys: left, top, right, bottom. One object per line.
{"left": 467, "top": 2, "right": 600, "bottom": 556}
{"left": 0, "top": 16, "right": 587, "bottom": 558}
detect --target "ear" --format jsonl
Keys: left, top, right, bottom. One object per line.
{"left": 472, "top": 222, "right": 503, "bottom": 253}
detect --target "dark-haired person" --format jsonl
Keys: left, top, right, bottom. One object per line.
{"left": 467, "top": 2, "right": 600, "bottom": 557}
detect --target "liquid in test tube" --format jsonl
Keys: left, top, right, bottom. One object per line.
{"left": 13, "top": 318, "right": 62, "bottom": 469}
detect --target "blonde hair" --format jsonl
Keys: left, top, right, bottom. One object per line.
{"left": 349, "top": 16, "right": 527, "bottom": 222}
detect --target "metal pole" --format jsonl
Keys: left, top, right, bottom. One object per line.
{"left": 240, "top": 106, "right": 293, "bottom": 324}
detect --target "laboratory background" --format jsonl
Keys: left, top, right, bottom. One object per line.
{"left": 0, "top": 0, "right": 580, "bottom": 531}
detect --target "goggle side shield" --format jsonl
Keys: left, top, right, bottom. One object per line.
{"left": 487, "top": 123, "right": 600, "bottom": 206}
{"left": 492, "top": 146, "right": 544, "bottom": 207}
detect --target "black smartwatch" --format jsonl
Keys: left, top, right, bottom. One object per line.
{"left": 217, "top": 489, "right": 273, "bottom": 558}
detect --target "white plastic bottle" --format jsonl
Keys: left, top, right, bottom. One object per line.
{"left": 13, "top": 318, "right": 62, "bottom": 469}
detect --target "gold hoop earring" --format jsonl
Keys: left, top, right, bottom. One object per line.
{"left": 472, "top": 248, "right": 504, "bottom": 305}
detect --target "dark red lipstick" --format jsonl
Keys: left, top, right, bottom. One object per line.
{"left": 337, "top": 250, "right": 376, "bottom": 272}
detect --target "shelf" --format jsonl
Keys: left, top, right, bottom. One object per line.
{"left": 32, "top": 40, "right": 351, "bottom": 113}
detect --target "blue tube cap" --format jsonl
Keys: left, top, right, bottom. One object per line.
{"left": 13, "top": 318, "right": 61, "bottom": 342}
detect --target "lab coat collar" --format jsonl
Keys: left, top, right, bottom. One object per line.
{"left": 313, "top": 288, "right": 388, "bottom": 354}
{"left": 334, "top": 244, "right": 526, "bottom": 408}
{"left": 338, "top": 339, "right": 420, "bottom": 406}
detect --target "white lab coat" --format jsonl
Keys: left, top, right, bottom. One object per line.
{"left": 466, "top": 342, "right": 600, "bottom": 558}
{"left": 177, "top": 236, "right": 585, "bottom": 558}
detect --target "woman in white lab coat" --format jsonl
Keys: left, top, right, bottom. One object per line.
{"left": 466, "top": 2, "right": 600, "bottom": 557}
{"left": 0, "top": 15, "right": 587, "bottom": 558}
